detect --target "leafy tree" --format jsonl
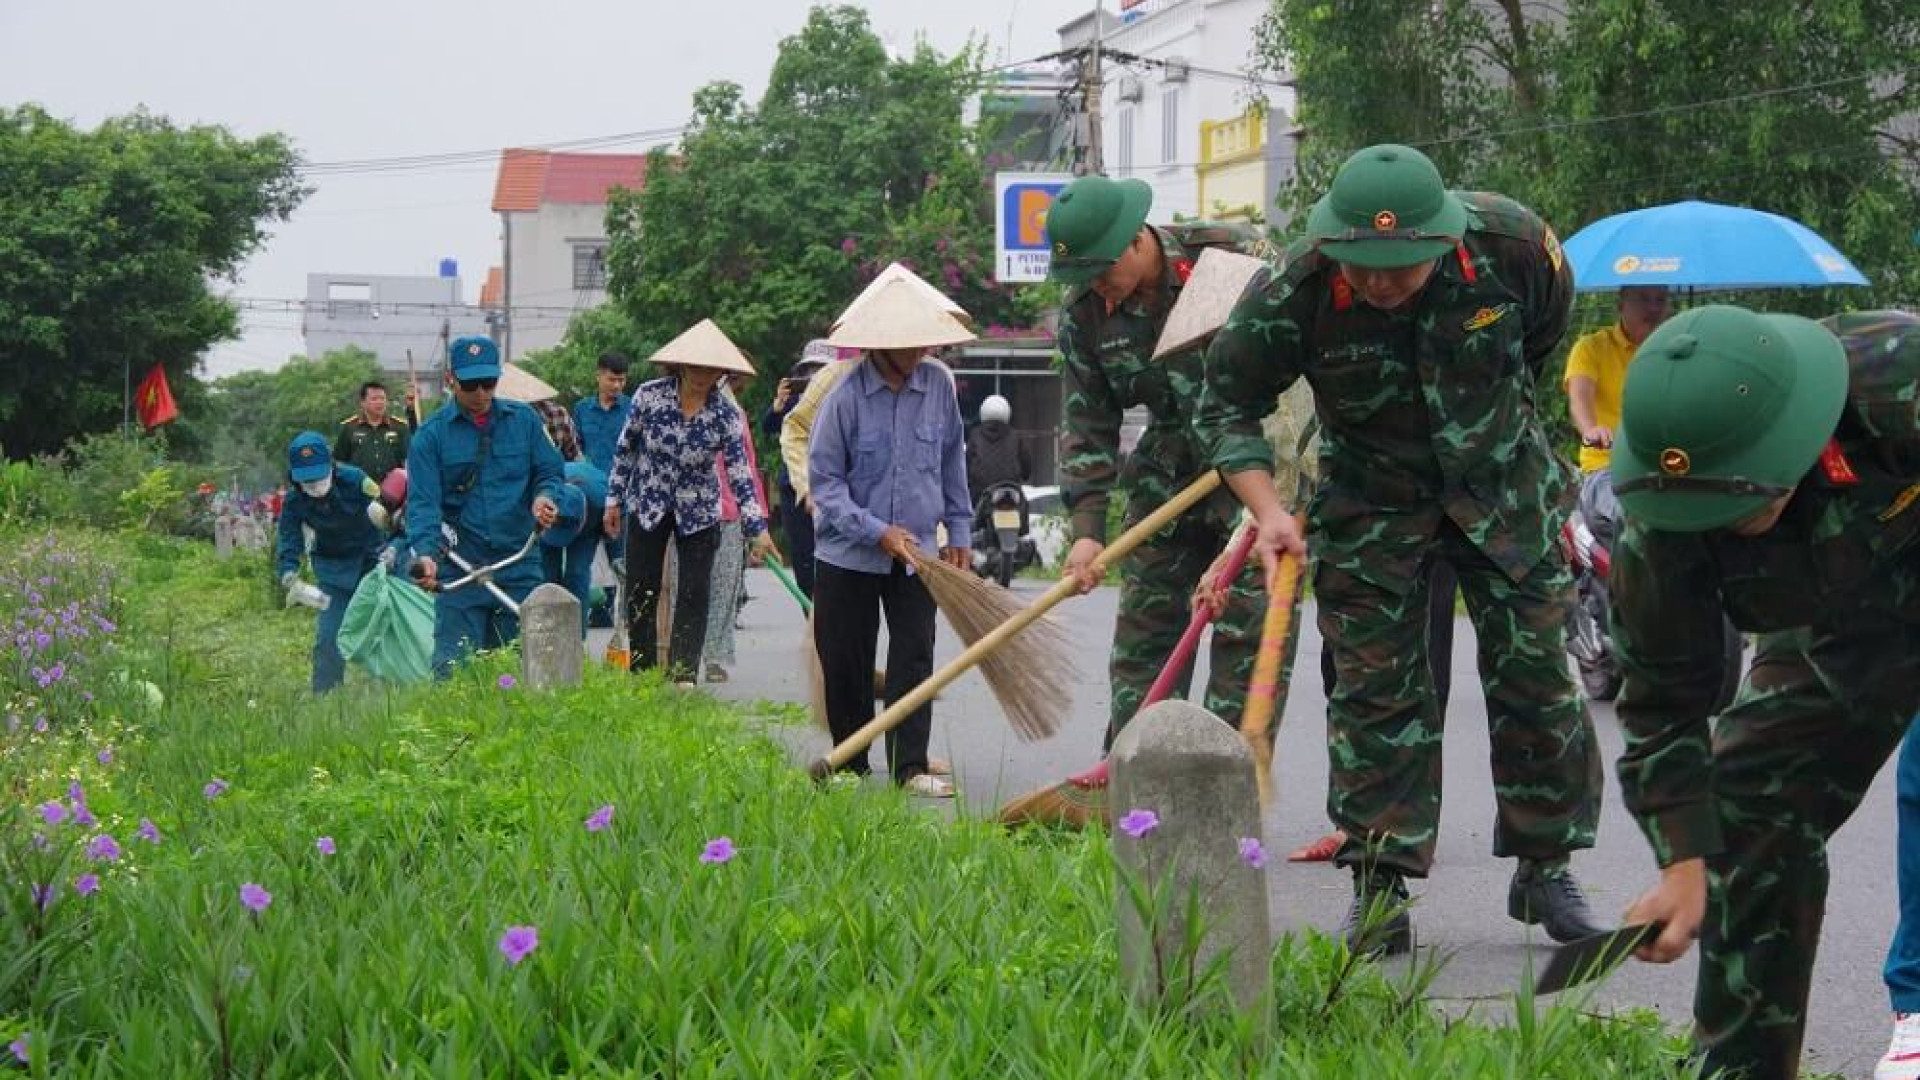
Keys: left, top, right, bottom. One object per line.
{"left": 519, "top": 306, "right": 659, "bottom": 405}
{"left": 605, "top": 5, "right": 1029, "bottom": 416}
{"left": 195, "top": 347, "right": 383, "bottom": 490}
{"left": 0, "top": 106, "right": 307, "bottom": 457}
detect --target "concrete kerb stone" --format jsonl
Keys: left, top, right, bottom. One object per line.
{"left": 1110, "top": 699, "right": 1273, "bottom": 1019}
{"left": 520, "top": 583, "right": 583, "bottom": 689}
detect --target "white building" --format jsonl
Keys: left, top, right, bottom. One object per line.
{"left": 490, "top": 149, "right": 649, "bottom": 362}
{"left": 301, "top": 269, "right": 491, "bottom": 392}
{"left": 1060, "top": 0, "right": 1299, "bottom": 224}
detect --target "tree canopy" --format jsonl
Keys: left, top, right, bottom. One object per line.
{"left": 0, "top": 106, "right": 307, "bottom": 457}
{"left": 192, "top": 347, "right": 383, "bottom": 490}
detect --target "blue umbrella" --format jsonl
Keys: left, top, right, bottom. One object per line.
{"left": 1562, "top": 200, "right": 1869, "bottom": 291}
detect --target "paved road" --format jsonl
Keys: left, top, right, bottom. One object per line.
{"left": 594, "top": 569, "right": 1897, "bottom": 1079}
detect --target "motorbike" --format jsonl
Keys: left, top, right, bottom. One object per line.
{"left": 1560, "top": 471, "right": 1742, "bottom": 707}
{"left": 971, "top": 482, "right": 1038, "bottom": 588}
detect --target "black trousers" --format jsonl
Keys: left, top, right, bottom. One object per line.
{"left": 780, "top": 477, "right": 817, "bottom": 598}
{"left": 1321, "top": 557, "right": 1457, "bottom": 712}
{"left": 813, "top": 559, "right": 936, "bottom": 783}
{"left": 624, "top": 513, "right": 719, "bottom": 681}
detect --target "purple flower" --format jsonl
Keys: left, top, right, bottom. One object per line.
{"left": 204, "top": 778, "right": 229, "bottom": 799}
{"left": 30, "top": 834, "right": 49, "bottom": 852}
{"left": 839, "top": 236, "right": 857, "bottom": 255}
{"left": 315, "top": 836, "right": 336, "bottom": 856}
{"left": 136, "top": 819, "right": 161, "bottom": 845}
{"left": 33, "top": 631, "right": 50, "bottom": 649}
{"left": 239, "top": 883, "right": 272, "bottom": 913}
{"left": 38, "top": 801, "right": 66, "bottom": 826}
{"left": 699, "top": 837, "right": 737, "bottom": 865}
{"left": 70, "top": 803, "right": 95, "bottom": 828}
{"left": 1238, "top": 837, "right": 1266, "bottom": 870}
{"left": 67, "top": 781, "right": 83, "bottom": 802}
{"left": 8, "top": 1035, "right": 25, "bottom": 1064}
{"left": 86, "top": 834, "right": 122, "bottom": 862}
{"left": 97, "top": 746, "right": 114, "bottom": 765}
{"left": 498, "top": 925, "right": 538, "bottom": 965}
{"left": 74, "top": 874, "right": 99, "bottom": 897}
{"left": 30, "top": 883, "right": 52, "bottom": 911}
{"left": 32, "top": 716, "right": 47, "bottom": 733}
{"left": 1117, "top": 809, "right": 1160, "bottom": 838}
{"left": 584, "top": 805, "right": 614, "bottom": 833}
{"left": 497, "top": 674, "right": 516, "bottom": 690}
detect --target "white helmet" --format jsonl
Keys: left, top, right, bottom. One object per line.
{"left": 980, "top": 394, "right": 1011, "bottom": 424}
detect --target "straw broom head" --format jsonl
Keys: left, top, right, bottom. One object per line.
{"left": 908, "top": 551, "right": 1073, "bottom": 741}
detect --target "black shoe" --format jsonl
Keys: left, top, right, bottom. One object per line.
{"left": 1341, "top": 870, "right": 1413, "bottom": 956}
{"left": 1508, "top": 859, "right": 1608, "bottom": 944}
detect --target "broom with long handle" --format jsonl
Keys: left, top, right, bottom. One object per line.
{"left": 993, "top": 521, "right": 1258, "bottom": 827}
{"left": 1240, "top": 551, "right": 1304, "bottom": 806}
{"left": 807, "top": 471, "right": 1225, "bottom": 780}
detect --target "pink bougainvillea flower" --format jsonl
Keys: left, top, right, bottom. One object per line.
{"left": 498, "top": 925, "right": 538, "bottom": 966}
{"left": 1117, "top": 809, "right": 1160, "bottom": 838}
{"left": 239, "top": 883, "right": 272, "bottom": 913}
{"left": 699, "top": 837, "right": 737, "bottom": 865}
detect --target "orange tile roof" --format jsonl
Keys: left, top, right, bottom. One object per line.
{"left": 479, "top": 266, "right": 504, "bottom": 308}
{"left": 491, "top": 149, "right": 648, "bottom": 212}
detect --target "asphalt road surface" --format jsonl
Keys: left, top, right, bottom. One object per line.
{"left": 591, "top": 569, "right": 1897, "bottom": 1079}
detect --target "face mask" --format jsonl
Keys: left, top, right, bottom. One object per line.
{"left": 300, "top": 476, "right": 333, "bottom": 498}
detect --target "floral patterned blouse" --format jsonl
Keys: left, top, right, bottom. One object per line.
{"left": 605, "top": 376, "right": 767, "bottom": 538}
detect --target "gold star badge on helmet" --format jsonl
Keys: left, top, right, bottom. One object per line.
{"left": 1373, "top": 210, "right": 1397, "bottom": 231}
{"left": 1659, "top": 448, "right": 1691, "bottom": 476}
{"left": 1054, "top": 241, "right": 1069, "bottom": 256}
{"left": 299, "top": 447, "right": 315, "bottom": 459}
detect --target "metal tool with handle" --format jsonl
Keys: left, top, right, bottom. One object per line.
{"left": 434, "top": 528, "right": 542, "bottom": 615}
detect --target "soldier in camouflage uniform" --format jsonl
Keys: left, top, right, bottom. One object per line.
{"left": 1196, "top": 144, "right": 1604, "bottom": 954}
{"left": 1045, "top": 175, "right": 1267, "bottom": 754}
{"left": 1610, "top": 306, "right": 1920, "bottom": 1080}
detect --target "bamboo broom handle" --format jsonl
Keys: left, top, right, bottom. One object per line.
{"left": 809, "top": 470, "right": 1226, "bottom": 778}
{"left": 1239, "top": 551, "right": 1303, "bottom": 805}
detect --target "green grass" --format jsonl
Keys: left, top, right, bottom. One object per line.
{"left": 0, "top": 530, "right": 1693, "bottom": 1077}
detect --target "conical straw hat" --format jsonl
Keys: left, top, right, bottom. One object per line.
{"left": 1152, "top": 247, "right": 1270, "bottom": 361}
{"left": 495, "top": 362, "right": 558, "bottom": 403}
{"left": 834, "top": 262, "right": 973, "bottom": 334}
{"left": 650, "top": 318, "right": 757, "bottom": 376}
{"left": 828, "top": 277, "right": 977, "bottom": 350}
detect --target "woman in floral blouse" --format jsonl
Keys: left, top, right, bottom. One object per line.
{"left": 604, "top": 319, "right": 775, "bottom": 684}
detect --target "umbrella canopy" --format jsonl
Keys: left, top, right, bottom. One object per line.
{"left": 1562, "top": 200, "right": 1868, "bottom": 291}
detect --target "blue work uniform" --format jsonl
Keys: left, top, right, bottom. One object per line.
{"left": 275, "top": 465, "right": 382, "bottom": 693}
{"left": 406, "top": 398, "right": 564, "bottom": 676}
{"left": 541, "top": 460, "right": 609, "bottom": 635}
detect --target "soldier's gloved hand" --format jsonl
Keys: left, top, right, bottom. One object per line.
{"left": 1624, "top": 857, "right": 1706, "bottom": 964}
{"left": 1062, "top": 538, "right": 1105, "bottom": 595}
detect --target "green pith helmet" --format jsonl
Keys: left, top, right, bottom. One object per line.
{"left": 1046, "top": 175, "right": 1153, "bottom": 285}
{"left": 1615, "top": 305, "right": 1850, "bottom": 532}
{"left": 1305, "top": 144, "right": 1469, "bottom": 269}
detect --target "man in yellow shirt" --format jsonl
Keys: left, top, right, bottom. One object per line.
{"left": 1563, "top": 286, "right": 1671, "bottom": 472}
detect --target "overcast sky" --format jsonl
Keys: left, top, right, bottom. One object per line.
{"left": 0, "top": 0, "right": 1094, "bottom": 377}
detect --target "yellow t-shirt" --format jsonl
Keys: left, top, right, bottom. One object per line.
{"left": 1563, "top": 323, "right": 1636, "bottom": 472}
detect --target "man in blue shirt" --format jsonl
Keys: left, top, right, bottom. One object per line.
{"left": 275, "top": 431, "right": 385, "bottom": 693}
{"left": 407, "top": 336, "right": 565, "bottom": 677}
{"left": 573, "top": 352, "right": 632, "bottom": 625}
{"left": 809, "top": 271, "right": 974, "bottom": 798}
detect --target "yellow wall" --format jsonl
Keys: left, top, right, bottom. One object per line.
{"left": 1197, "top": 111, "right": 1266, "bottom": 221}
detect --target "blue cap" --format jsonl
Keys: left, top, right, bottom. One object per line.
{"left": 287, "top": 431, "right": 332, "bottom": 483}
{"left": 449, "top": 336, "right": 502, "bottom": 381}
{"left": 540, "top": 482, "right": 589, "bottom": 548}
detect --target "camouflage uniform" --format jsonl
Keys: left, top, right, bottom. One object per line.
{"left": 334, "top": 413, "right": 411, "bottom": 482}
{"left": 1612, "top": 309, "right": 1920, "bottom": 1080}
{"left": 1058, "top": 225, "right": 1268, "bottom": 748}
{"left": 1197, "top": 192, "right": 1601, "bottom": 878}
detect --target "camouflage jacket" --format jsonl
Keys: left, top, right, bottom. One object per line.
{"left": 1197, "top": 191, "right": 1574, "bottom": 594}
{"left": 1057, "top": 226, "right": 1221, "bottom": 542}
{"left": 1612, "top": 312, "right": 1920, "bottom": 867}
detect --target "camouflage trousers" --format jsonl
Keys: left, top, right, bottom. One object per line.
{"left": 1103, "top": 510, "right": 1285, "bottom": 750}
{"left": 1688, "top": 623, "right": 1918, "bottom": 1080}
{"left": 1317, "top": 520, "right": 1601, "bottom": 877}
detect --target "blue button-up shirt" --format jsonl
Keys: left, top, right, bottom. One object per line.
{"left": 605, "top": 378, "right": 767, "bottom": 539}
{"left": 573, "top": 392, "right": 632, "bottom": 473}
{"left": 808, "top": 359, "right": 972, "bottom": 575}
{"left": 407, "top": 398, "right": 564, "bottom": 600}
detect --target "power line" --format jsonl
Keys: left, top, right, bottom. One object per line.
{"left": 296, "top": 124, "right": 688, "bottom": 177}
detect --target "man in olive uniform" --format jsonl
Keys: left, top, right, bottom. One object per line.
{"left": 1046, "top": 175, "right": 1266, "bottom": 756}
{"left": 1197, "top": 143, "right": 1604, "bottom": 953}
{"left": 1610, "top": 306, "right": 1920, "bottom": 1080}
{"left": 335, "top": 381, "right": 411, "bottom": 482}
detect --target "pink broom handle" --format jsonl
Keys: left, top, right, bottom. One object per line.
{"left": 1141, "top": 522, "right": 1259, "bottom": 706}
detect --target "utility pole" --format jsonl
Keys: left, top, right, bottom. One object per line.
{"left": 1083, "top": 1, "right": 1105, "bottom": 175}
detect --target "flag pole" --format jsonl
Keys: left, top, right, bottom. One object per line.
{"left": 123, "top": 360, "right": 132, "bottom": 435}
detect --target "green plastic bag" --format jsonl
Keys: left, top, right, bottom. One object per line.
{"left": 337, "top": 569, "right": 435, "bottom": 684}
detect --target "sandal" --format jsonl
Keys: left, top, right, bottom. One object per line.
{"left": 927, "top": 757, "right": 952, "bottom": 777}
{"left": 902, "top": 773, "right": 955, "bottom": 799}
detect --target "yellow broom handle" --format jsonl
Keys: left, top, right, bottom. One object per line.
{"left": 1239, "top": 551, "right": 1303, "bottom": 745}
{"left": 811, "top": 470, "right": 1225, "bottom": 777}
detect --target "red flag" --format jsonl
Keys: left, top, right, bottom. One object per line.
{"left": 133, "top": 364, "right": 179, "bottom": 429}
